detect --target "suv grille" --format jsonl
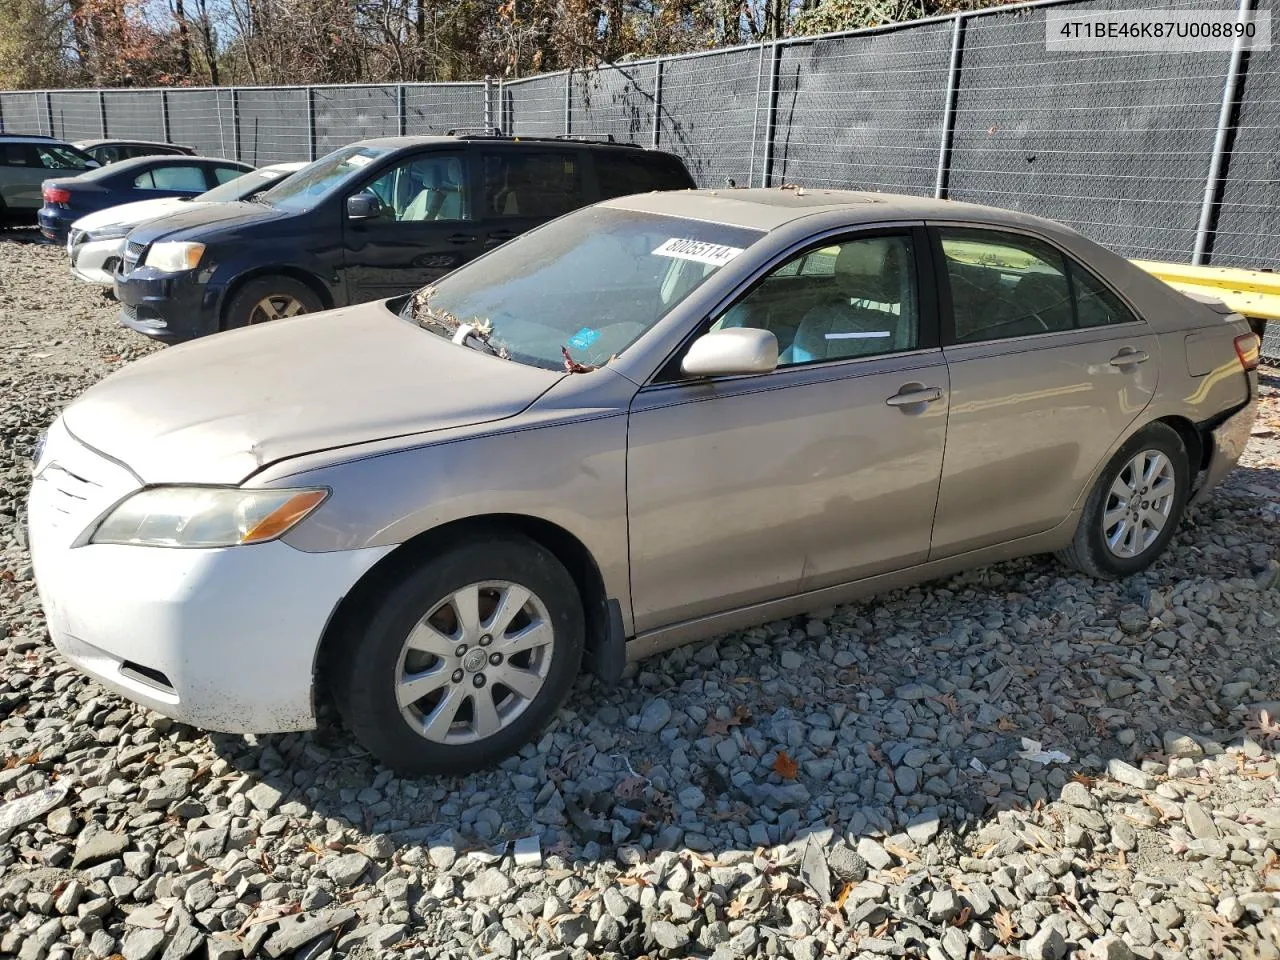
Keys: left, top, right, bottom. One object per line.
{"left": 122, "top": 239, "right": 146, "bottom": 272}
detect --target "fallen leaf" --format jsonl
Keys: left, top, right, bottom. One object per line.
{"left": 993, "top": 907, "right": 1018, "bottom": 945}
{"left": 834, "top": 882, "right": 853, "bottom": 910}
{"left": 773, "top": 750, "right": 799, "bottom": 780}
{"left": 996, "top": 716, "right": 1017, "bottom": 732}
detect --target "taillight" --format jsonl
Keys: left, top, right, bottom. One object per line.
{"left": 43, "top": 186, "right": 71, "bottom": 204}
{"left": 1234, "top": 332, "right": 1260, "bottom": 371}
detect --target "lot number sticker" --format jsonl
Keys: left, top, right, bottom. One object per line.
{"left": 653, "top": 238, "right": 744, "bottom": 267}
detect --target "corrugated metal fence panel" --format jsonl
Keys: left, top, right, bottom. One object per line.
{"left": 102, "top": 89, "right": 164, "bottom": 141}
{"left": 571, "top": 65, "right": 655, "bottom": 144}
{"left": 773, "top": 25, "right": 952, "bottom": 194}
{"left": 0, "top": 92, "right": 44, "bottom": 134}
{"left": 504, "top": 75, "right": 567, "bottom": 137}
{"left": 237, "top": 88, "right": 310, "bottom": 164}
{"left": 315, "top": 85, "right": 398, "bottom": 156}
{"left": 403, "top": 83, "right": 486, "bottom": 135}
{"left": 948, "top": 0, "right": 1228, "bottom": 263}
{"left": 166, "top": 90, "right": 236, "bottom": 158}
{"left": 48, "top": 91, "right": 102, "bottom": 141}
{"left": 659, "top": 49, "right": 760, "bottom": 188}
{"left": 1210, "top": 0, "right": 1279, "bottom": 270}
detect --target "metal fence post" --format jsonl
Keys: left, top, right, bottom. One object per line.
{"left": 497, "top": 79, "right": 506, "bottom": 133}
{"left": 306, "top": 87, "right": 317, "bottom": 161}
{"left": 1194, "top": 0, "right": 1254, "bottom": 264}
{"left": 230, "top": 88, "right": 241, "bottom": 162}
{"left": 97, "top": 90, "right": 108, "bottom": 138}
{"left": 652, "top": 60, "right": 663, "bottom": 149}
{"left": 934, "top": 14, "right": 966, "bottom": 200}
{"left": 44, "top": 92, "right": 54, "bottom": 137}
{"left": 484, "top": 77, "right": 493, "bottom": 131}
{"left": 160, "top": 90, "right": 171, "bottom": 144}
{"left": 565, "top": 69, "right": 573, "bottom": 135}
{"left": 760, "top": 42, "right": 782, "bottom": 188}
{"left": 397, "top": 85, "right": 407, "bottom": 136}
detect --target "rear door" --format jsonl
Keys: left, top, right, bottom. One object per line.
{"left": 476, "top": 146, "right": 589, "bottom": 251}
{"left": 928, "top": 224, "right": 1158, "bottom": 558}
{"left": 341, "top": 149, "right": 482, "bottom": 302}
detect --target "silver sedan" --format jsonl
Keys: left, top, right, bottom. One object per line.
{"left": 28, "top": 188, "right": 1259, "bottom": 773}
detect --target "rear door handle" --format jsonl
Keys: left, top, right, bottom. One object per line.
{"left": 447, "top": 233, "right": 477, "bottom": 245}
{"left": 485, "top": 230, "right": 519, "bottom": 248}
{"left": 1110, "top": 349, "right": 1150, "bottom": 367}
{"left": 885, "top": 386, "right": 944, "bottom": 408}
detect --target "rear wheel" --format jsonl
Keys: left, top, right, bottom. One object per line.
{"left": 329, "top": 535, "right": 585, "bottom": 775}
{"left": 223, "top": 275, "right": 322, "bottom": 331}
{"left": 1057, "top": 422, "right": 1189, "bottom": 578}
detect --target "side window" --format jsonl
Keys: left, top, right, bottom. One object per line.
{"left": 482, "top": 151, "right": 583, "bottom": 219}
{"left": 1, "top": 144, "right": 40, "bottom": 167}
{"left": 1072, "top": 263, "right": 1138, "bottom": 327}
{"left": 133, "top": 170, "right": 155, "bottom": 188}
{"left": 711, "top": 233, "right": 918, "bottom": 367}
{"left": 146, "top": 165, "right": 208, "bottom": 191}
{"left": 360, "top": 153, "right": 469, "bottom": 223}
{"left": 213, "top": 166, "right": 246, "bottom": 185}
{"left": 939, "top": 229, "right": 1073, "bottom": 343}
{"left": 595, "top": 154, "right": 690, "bottom": 199}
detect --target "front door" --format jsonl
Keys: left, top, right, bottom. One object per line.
{"left": 627, "top": 228, "right": 950, "bottom": 633}
{"left": 928, "top": 225, "right": 1159, "bottom": 557}
{"left": 342, "top": 150, "right": 482, "bottom": 302}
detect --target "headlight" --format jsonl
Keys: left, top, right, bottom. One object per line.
{"left": 32, "top": 428, "right": 49, "bottom": 472}
{"left": 86, "top": 224, "right": 131, "bottom": 241}
{"left": 143, "top": 241, "right": 205, "bottom": 272}
{"left": 86, "top": 487, "right": 328, "bottom": 548}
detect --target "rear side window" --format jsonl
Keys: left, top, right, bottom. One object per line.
{"left": 481, "top": 151, "right": 584, "bottom": 219}
{"left": 1072, "top": 263, "right": 1138, "bottom": 327}
{"left": 213, "top": 166, "right": 247, "bottom": 185}
{"left": 596, "top": 152, "right": 693, "bottom": 199}
{"left": 1, "top": 144, "right": 41, "bottom": 167}
{"left": 136, "top": 165, "right": 207, "bottom": 191}
{"left": 939, "top": 228, "right": 1073, "bottom": 343}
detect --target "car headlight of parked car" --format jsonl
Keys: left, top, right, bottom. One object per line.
{"left": 84, "top": 486, "right": 328, "bottom": 548}
{"left": 143, "top": 241, "right": 206, "bottom": 273}
{"left": 85, "top": 224, "right": 133, "bottom": 241}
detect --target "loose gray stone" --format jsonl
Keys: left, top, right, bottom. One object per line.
{"left": 1183, "top": 799, "right": 1219, "bottom": 840}
{"left": 638, "top": 698, "right": 672, "bottom": 733}
{"left": 324, "top": 852, "right": 370, "bottom": 887}
{"left": 120, "top": 928, "right": 165, "bottom": 960}
{"left": 72, "top": 824, "right": 129, "bottom": 868}
{"left": 651, "top": 920, "right": 689, "bottom": 950}
{"left": 1107, "top": 759, "right": 1155, "bottom": 791}
{"left": 1024, "top": 926, "right": 1066, "bottom": 960}
{"left": 463, "top": 868, "right": 511, "bottom": 899}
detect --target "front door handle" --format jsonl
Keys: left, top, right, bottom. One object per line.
{"left": 1109, "top": 349, "right": 1150, "bottom": 368}
{"left": 885, "top": 385, "right": 944, "bottom": 408}
{"left": 446, "top": 233, "right": 477, "bottom": 245}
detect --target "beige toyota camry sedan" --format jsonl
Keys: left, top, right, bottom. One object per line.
{"left": 28, "top": 189, "right": 1259, "bottom": 773}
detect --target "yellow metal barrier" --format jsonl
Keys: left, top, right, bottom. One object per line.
{"left": 1132, "top": 259, "right": 1280, "bottom": 322}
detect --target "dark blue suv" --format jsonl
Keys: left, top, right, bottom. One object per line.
{"left": 113, "top": 134, "right": 695, "bottom": 343}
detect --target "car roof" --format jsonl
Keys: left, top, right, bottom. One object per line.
{"left": 74, "top": 138, "right": 190, "bottom": 149}
{"left": 0, "top": 134, "right": 62, "bottom": 143}
{"left": 76, "top": 154, "right": 249, "bottom": 178}
{"left": 349, "top": 134, "right": 659, "bottom": 153}
{"left": 602, "top": 187, "right": 1080, "bottom": 237}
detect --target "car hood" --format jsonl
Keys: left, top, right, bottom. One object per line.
{"left": 126, "top": 200, "right": 286, "bottom": 244}
{"left": 61, "top": 302, "right": 564, "bottom": 485}
{"left": 73, "top": 197, "right": 196, "bottom": 233}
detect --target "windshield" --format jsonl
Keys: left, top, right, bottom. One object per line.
{"left": 257, "top": 145, "right": 390, "bottom": 212}
{"left": 196, "top": 166, "right": 293, "bottom": 203}
{"left": 403, "top": 207, "right": 764, "bottom": 370}
{"left": 37, "top": 144, "right": 96, "bottom": 170}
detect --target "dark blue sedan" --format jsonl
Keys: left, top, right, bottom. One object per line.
{"left": 39, "top": 155, "right": 253, "bottom": 243}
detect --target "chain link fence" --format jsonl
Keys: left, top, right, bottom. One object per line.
{"left": 0, "top": 0, "right": 1274, "bottom": 275}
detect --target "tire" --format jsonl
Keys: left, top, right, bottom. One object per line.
{"left": 1057, "top": 422, "right": 1190, "bottom": 579}
{"left": 222, "top": 275, "right": 322, "bottom": 331}
{"left": 329, "top": 534, "right": 585, "bottom": 775}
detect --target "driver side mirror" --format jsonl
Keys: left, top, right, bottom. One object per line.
{"left": 681, "top": 327, "right": 778, "bottom": 378}
{"left": 346, "top": 192, "right": 382, "bottom": 220}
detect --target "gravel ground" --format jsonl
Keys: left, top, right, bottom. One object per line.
{"left": 1, "top": 235, "right": 1278, "bottom": 960}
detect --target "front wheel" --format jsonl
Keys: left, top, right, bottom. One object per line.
{"left": 329, "top": 535, "right": 585, "bottom": 775}
{"left": 1057, "top": 422, "right": 1189, "bottom": 578}
{"left": 223, "top": 275, "right": 322, "bottom": 331}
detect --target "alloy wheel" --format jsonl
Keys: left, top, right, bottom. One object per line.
{"left": 249, "top": 294, "right": 307, "bottom": 324}
{"left": 395, "top": 581, "right": 555, "bottom": 745}
{"left": 1102, "top": 449, "right": 1176, "bottom": 559}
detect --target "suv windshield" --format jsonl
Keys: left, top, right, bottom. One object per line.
{"left": 36, "top": 144, "right": 96, "bottom": 170}
{"left": 404, "top": 207, "right": 764, "bottom": 370}
{"left": 197, "top": 167, "right": 291, "bottom": 203}
{"left": 258, "top": 145, "right": 390, "bottom": 212}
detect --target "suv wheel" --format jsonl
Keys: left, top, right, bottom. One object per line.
{"left": 223, "top": 276, "right": 322, "bottom": 330}
{"left": 329, "top": 535, "right": 585, "bottom": 775}
{"left": 1057, "top": 422, "right": 1189, "bottom": 578}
